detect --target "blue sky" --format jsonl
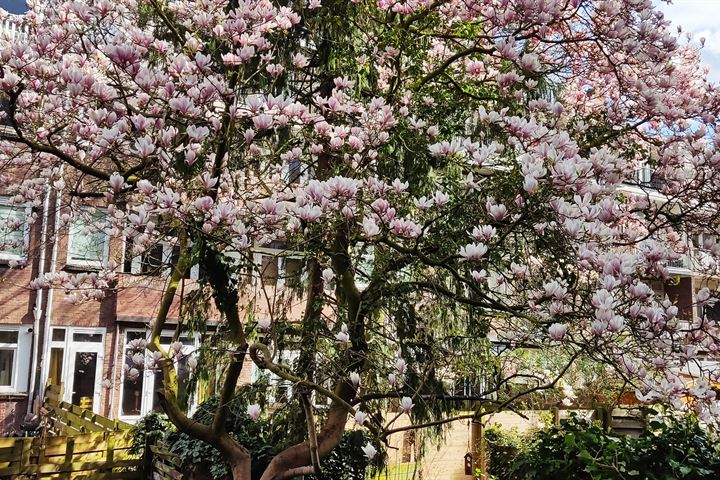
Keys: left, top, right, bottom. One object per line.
{"left": 0, "top": 0, "right": 26, "bottom": 15}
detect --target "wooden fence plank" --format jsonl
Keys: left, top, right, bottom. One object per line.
{"left": 0, "top": 437, "right": 20, "bottom": 448}
{"left": 20, "top": 437, "right": 32, "bottom": 475}
{"left": 62, "top": 437, "right": 74, "bottom": 480}
{"left": 37, "top": 458, "right": 141, "bottom": 473}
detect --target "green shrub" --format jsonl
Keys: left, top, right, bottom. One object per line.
{"left": 508, "top": 413, "right": 720, "bottom": 480}
{"left": 484, "top": 426, "right": 524, "bottom": 480}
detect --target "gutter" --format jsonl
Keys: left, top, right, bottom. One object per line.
{"left": 26, "top": 183, "right": 51, "bottom": 414}
{"left": 36, "top": 173, "right": 63, "bottom": 407}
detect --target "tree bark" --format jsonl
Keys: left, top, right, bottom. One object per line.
{"left": 225, "top": 440, "right": 252, "bottom": 480}
{"left": 258, "top": 383, "right": 354, "bottom": 480}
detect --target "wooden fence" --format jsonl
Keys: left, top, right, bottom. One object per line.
{"left": 0, "top": 384, "right": 189, "bottom": 479}
{"left": 0, "top": 385, "right": 142, "bottom": 479}
{"left": 42, "top": 385, "right": 134, "bottom": 437}
{"left": 0, "top": 430, "right": 141, "bottom": 479}
{"left": 145, "top": 444, "right": 182, "bottom": 480}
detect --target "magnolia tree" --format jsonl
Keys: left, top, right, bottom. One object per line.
{"left": 3, "top": 0, "right": 720, "bottom": 478}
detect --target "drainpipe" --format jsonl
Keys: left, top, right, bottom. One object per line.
{"left": 37, "top": 171, "right": 63, "bottom": 406}
{"left": 26, "top": 184, "right": 52, "bottom": 414}
{"left": 109, "top": 321, "right": 120, "bottom": 418}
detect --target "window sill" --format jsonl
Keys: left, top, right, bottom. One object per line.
{"left": 0, "top": 392, "right": 28, "bottom": 400}
{"left": 117, "top": 415, "right": 141, "bottom": 424}
{"left": 0, "top": 256, "right": 27, "bottom": 266}
{"left": 64, "top": 262, "right": 104, "bottom": 272}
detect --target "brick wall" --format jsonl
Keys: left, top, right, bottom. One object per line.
{"left": 0, "top": 197, "right": 45, "bottom": 431}
{"left": 0, "top": 395, "right": 28, "bottom": 434}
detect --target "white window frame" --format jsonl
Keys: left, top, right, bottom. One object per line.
{"left": 0, "top": 326, "right": 31, "bottom": 394}
{"left": 635, "top": 160, "right": 652, "bottom": 184}
{"left": 66, "top": 208, "right": 110, "bottom": 270}
{"left": 281, "top": 159, "right": 310, "bottom": 185}
{"left": 0, "top": 199, "right": 31, "bottom": 263}
{"left": 253, "top": 246, "right": 306, "bottom": 289}
{"left": 118, "top": 329, "right": 198, "bottom": 421}
{"left": 46, "top": 327, "right": 106, "bottom": 413}
{"left": 124, "top": 237, "right": 200, "bottom": 280}
{"left": 251, "top": 348, "right": 298, "bottom": 403}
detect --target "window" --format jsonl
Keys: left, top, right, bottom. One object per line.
{"left": 141, "top": 244, "right": 164, "bottom": 275}
{"left": 635, "top": 162, "right": 652, "bottom": 184}
{"left": 282, "top": 159, "right": 308, "bottom": 185}
{"left": 254, "top": 241, "right": 306, "bottom": 289}
{"left": 287, "top": 160, "right": 303, "bottom": 184}
{"left": 633, "top": 161, "right": 664, "bottom": 189}
{"left": 121, "top": 331, "right": 145, "bottom": 417}
{"left": 695, "top": 233, "right": 718, "bottom": 251}
{"left": 704, "top": 302, "right": 720, "bottom": 322}
{"left": 0, "top": 331, "right": 17, "bottom": 387}
{"left": 260, "top": 254, "right": 279, "bottom": 286}
{"left": 66, "top": 209, "right": 109, "bottom": 269}
{"left": 0, "top": 326, "right": 31, "bottom": 393}
{"left": 119, "top": 330, "right": 197, "bottom": 419}
{"left": 123, "top": 238, "right": 199, "bottom": 280}
{"left": 0, "top": 201, "right": 28, "bottom": 262}
{"left": 281, "top": 257, "right": 305, "bottom": 291}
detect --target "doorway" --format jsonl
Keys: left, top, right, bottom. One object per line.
{"left": 46, "top": 327, "right": 105, "bottom": 413}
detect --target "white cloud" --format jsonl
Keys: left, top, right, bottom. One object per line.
{"left": 654, "top": 0, "right": 720, "bottom": 81}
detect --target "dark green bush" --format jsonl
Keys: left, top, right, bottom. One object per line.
{"left": 508, "top": 413, "right": 720, "bottom": 480}
{"left": 484, "top": 426, "right": 524, "bottom": 480}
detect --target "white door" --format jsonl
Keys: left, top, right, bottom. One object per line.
{"left": 63, "top": 329, "right": 105, "bottom": 413}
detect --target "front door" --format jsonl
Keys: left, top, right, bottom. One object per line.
{"left": 63, "top": 330, "right": 104, "bottom": 413}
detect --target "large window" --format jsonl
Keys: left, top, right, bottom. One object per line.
{"left": 119, "top": 330, "right": 196, "bottom": 419}
{"left": 66, "top": 209, "right": 109, "bottom": 269}
{"left": 0, "top": 326, "right": 31, "bottom": 393}
{"left": 0, "top": 201, "right": 28, "bottom": 262}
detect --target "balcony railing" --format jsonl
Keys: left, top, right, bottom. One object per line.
{"left": 630, "top": 167, "right": 665, "bottom": 190}
{"left": 0, "top": 18, "right": 28, "bottom": 43}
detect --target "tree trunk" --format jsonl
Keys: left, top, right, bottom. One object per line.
{"left": 229, "top": 457, "right": 251, "bottom": 480}
{"left": 258, "top": 387, "right": 351, "bottom": 480}
{"left": 219, "top": 435, "right": 252, "bottom": 480}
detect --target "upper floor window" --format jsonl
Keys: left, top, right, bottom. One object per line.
{"left": 281, "top": 156, "right": 309, "bottom": 186}
{"left": 633, "top": 161, "right": 664, "bottom": 190}
{"left": 0, "top": 200, "right": 29, "bottom": 263}
{"left": 66, "top": 208, "right": 109, "bottom": 270}
{"left": 694, "top": 233, "right": 718, "bottom": 251}
{"left": 255, "top": 241, "right": 305, "bottom": 290}
{"left": 123, "top": 238, "right": 199, "bottom": 280}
